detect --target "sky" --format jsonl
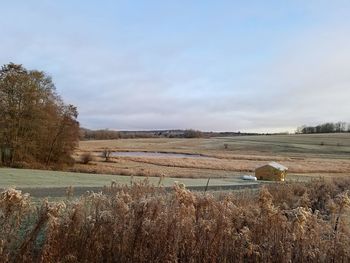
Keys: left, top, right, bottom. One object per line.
{"left": 1, "top": 1, "right": 350, "bottom": 132}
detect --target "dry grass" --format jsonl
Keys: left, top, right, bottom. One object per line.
{"left": 71, "top": 161, "right": 237, "bottom": 179}
{"left": 1, "top": 178, "right": 350, "bottom": 262}
{"left": 74, "top": 136, "right": 350, "bottom": 178}
{"left": 78, "top": 134, "right": 350, "bottom": 158}
{"left": 115, "top": 156, "right": 350, "bottom": 174}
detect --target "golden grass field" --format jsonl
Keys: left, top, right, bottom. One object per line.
{"left": 74, "top": 133, "right": 350, "bottom": 179}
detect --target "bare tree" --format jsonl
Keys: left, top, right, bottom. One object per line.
{"left": 102, "top": 148, "right": 112, "bottom": 162}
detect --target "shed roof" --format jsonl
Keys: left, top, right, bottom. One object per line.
{"left": 267, "top": 162, "right": 288, "bottom": 171}
{"left": 257, "top": 162, "right": 288, "bottom": 171}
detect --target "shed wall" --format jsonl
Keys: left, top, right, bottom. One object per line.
{"left": 255, "top": 166, "right": 286, "bottom": 181}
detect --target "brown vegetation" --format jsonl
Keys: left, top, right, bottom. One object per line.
{"left": 76, "top": 136, "right": 350, "bottom": 179}
{"left": 1, "top": 178, "right": 350, "bottom": 262}
{"left": 121, "top": 155, "right": 350, "bottom": 174}
{"left": 0, "top": 63, "right": 80, "bottom": 167}
{"left": 80, "top": 152, "right": 94, "bottom": 164}
{"left": 71, "top": 161, "right": 235, "bottom": 179}
{"left": 71, "top": 151, "right": 350, "bottom": 179}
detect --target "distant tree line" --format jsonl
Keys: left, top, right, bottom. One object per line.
{"left": 80, "top": 129, "right": 158, "bottom": 140}
{"left": 80, "top": 129, "right": 122, "bottom": 140}
{"left": 183, "top": 129, "right": 204, "bottom": 138}
{"left": 296, "top": 122, "right": 350, "bottom": 134}
{"left": 0, "top": 63, "right": 80, "bottom": 167}
{"left": 80, "top": 128, "right": 273, "bottom": 140}
{"left": 80, "top": 128, "right": 206, "bottom": 140}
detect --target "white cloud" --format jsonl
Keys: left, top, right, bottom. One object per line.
{"left": 1, "top": 1, "right": 350, "bottom": 132}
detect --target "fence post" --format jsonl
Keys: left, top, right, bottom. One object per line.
{"left": 204, "top": 178, "right": 210, "bottom": 192}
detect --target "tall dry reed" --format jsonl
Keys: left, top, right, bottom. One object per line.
{"left": 1, "top": 178, "right": 350, "bottom": 262}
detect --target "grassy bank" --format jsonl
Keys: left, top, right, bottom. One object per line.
{"left": 0, "top": 167, "right": 257, "bottom": 189}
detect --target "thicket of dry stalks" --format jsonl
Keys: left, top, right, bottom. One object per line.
{"left": 1, "top": 178, "right": 350, "bottom": 262}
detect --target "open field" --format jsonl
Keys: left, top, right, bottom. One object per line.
{"left": 2, "top": 134, "right": 347, "bottom": 197}
{"left": 0, "top": 168, "right": 254, "bottom": 188}
{"left": 79, "top": 133, "right": 350, "bottom": 158}
{"left": 75, "top": 133, "right": 350, "bottom": 179}
{"left": 0, "top": 167, "right": 262, "bottom": 197}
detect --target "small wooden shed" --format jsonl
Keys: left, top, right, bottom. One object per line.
{"left": 255, "top": 162, "right": 288, "bottom": 181}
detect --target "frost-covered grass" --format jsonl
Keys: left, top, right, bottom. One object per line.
{"left": 0, "top": 167, "right": 252, "bottom": 189}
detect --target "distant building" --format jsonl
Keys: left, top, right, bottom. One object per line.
{"left": 255, "top": 162, "right": 288, "bottom": 181}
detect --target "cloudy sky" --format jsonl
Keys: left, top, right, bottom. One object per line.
{"left": 1, "top": 1, "right": 350, "bottom": 132}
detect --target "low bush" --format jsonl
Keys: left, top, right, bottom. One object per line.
{"left": 80, "top": 152, "right": 94, "bottom": 164}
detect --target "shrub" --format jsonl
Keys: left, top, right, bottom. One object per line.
{"left": 80, "top": 152, "right": 93, "bottom": 164}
